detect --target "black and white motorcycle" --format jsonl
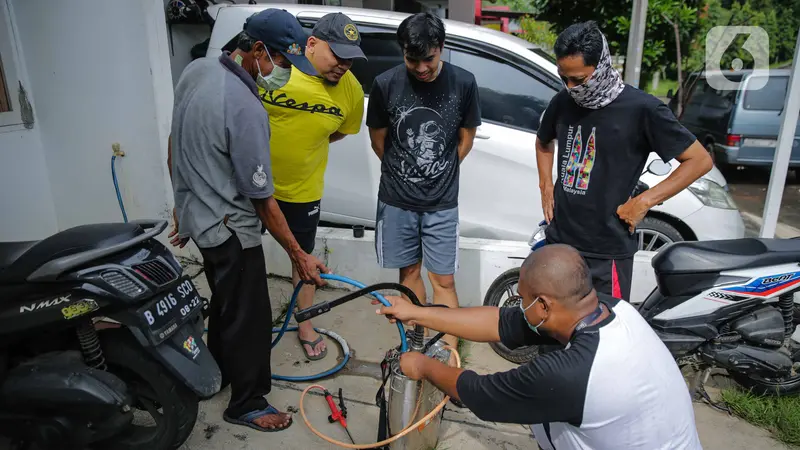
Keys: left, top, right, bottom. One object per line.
{"left": 484, "top": 183, "right": 800, "bottom": 396}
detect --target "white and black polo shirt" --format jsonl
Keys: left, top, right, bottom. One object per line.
{"left": 456, "top": 294, "right": 702, "bottom": 449}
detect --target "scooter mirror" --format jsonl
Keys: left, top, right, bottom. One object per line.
{"left": 647, "top": 159, "right": 671, "bottom": 176}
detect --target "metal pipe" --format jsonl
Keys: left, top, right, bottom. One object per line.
{"left": 760, "top": 26, "right": 800, "bottom": 238}
{"left": 624, "top": 0, "right": 649, "bottom": 88}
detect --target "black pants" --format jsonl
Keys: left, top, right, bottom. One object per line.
{"left": 585, "top": 256, "right": 634, "bottom": 301}
{"left": 200, "top": 233, "right": 272, "bottom": 417}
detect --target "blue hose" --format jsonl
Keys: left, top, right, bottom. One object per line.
{"left": 111, "top": 155, "right": 128, "bottom": 223}
{"left": 204, "top": 273, "right": 408, "bottom": 382}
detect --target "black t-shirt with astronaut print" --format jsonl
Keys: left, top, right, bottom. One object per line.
{"left": 366, "top": 62, "right": 481, "bottom": 212}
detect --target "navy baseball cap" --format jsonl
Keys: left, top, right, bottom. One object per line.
{"left": 243, "top": 9, "right": 317, "bottom": 76}
{"left": 312, "top": 13, "right": 367, "bottom": 60}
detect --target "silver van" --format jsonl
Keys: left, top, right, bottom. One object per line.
{"left": 671, "top": 70, "right": 800, "bottom": 169}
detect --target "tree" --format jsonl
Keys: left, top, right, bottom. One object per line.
{"left": 650, "top": 0, "right": 698, "bottom": 113}
{"left": 531, "top": 0, "right": 702, "bottom": 80}
{"left": 518, "top": 17, "right": 558, "bottom": 54}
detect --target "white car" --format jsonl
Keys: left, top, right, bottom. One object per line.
{"left": 205, "top": 4, "right": 746, "bottom": 250}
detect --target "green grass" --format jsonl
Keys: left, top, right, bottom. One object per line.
{"left": 456, "top": 338, "right": 471, "bottom": 367}
{"left": 721, "top": 388, "right": 800, "bottom": 447}
{"left": 644, "top": 78, "right": 678, "bottom": 98}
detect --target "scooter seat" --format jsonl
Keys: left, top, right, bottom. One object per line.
{"left": 0, "top": 223, "right": 144, "bottom": 284}
{"left": 652, "top": 238, "right": 800, "bottom": 297}
{"left": 653, "top": 238, "right": 800, "bottom": 275}
{"left": 0, "top": 241, "right": 38, "bottom": 272}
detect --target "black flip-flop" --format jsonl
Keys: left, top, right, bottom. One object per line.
{"left": 223, "top": 405, "right": 293, "bottom": 432}
{"left": 299, "top": 335, "right": 328, "bottom": 361}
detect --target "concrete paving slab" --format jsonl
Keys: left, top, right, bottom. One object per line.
{"left": 183, "top": 273, "right": 796, "bottom": 450}
{"left": 694, "top": 404, "right": 787, "bottom": 450}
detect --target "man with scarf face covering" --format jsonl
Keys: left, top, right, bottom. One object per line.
{"left": 168, "top": 9, "right": 330, "bottom": 432}
{"left": 536, "top": 21, "right": 712, "bottom": 301}
{"left": 373, "top": 244, "right": 702, "bottom": 450}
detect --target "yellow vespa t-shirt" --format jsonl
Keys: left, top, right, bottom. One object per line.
{"left": 259, "top": 67, "right": 364, "bottom": 203}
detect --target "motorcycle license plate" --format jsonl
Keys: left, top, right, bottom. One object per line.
{"left": 138, "top": 278, "right": 203, "bottom": 341}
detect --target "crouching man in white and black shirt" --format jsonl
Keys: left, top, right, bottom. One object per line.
{"left": 375, "top": 244, "right": 702, "bottom": 449}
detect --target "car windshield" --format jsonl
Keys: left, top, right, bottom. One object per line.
{"left": 743, "top": 76, "right": 788, "bottom": 111}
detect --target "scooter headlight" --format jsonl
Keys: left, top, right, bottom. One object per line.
{"left": 687, "top": 178, "right": 738, "bottom": 210}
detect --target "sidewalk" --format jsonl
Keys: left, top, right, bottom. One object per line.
{"left": 181, "top": 274, "right": 791, "bottom": 450}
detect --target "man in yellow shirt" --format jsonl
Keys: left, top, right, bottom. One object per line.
{"left": 260, "top": 12, "right": 365, "bottom": 360}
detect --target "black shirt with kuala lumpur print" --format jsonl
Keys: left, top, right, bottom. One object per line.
{"left": 537, "top": 86, "right": 697, "bottom": 259}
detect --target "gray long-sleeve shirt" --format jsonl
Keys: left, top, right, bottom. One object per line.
{"left": 170, "top": 53, "right": 274, "bottom": 249}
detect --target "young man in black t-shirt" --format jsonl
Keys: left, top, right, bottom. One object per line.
{"left": 536, "top": 21, "right": 713, "bottom": 300}
{"left": 366, "top": 12, "right": 481, "bottom": 349}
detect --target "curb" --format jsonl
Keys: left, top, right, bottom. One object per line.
{"left": 740, "top": 211, "right": 800, "bottom": 238}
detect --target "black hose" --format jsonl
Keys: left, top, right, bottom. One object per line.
{"left": 294, "top": 282, "right": 457, "bottom": 352}
{"left": 294, "top": 281, "right": 428, "bottom": 349}
{"left": 327, "top": 282, "right": 425, "bottom": 307}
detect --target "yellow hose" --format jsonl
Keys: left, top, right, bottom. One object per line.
{"left": 299, "top": 346, "right": 461, "bottom": 449}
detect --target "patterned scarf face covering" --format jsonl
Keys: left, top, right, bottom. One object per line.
{"left": 565, "top": 33, "right": 626, "bottom": 109}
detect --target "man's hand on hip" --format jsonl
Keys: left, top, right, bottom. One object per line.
{"left": 291, "top": 250, "right": 330, "bottom": 286}
{"left": 616, "top": 196, "right": 650, "bottom": 234}
{"left": 540, "top": 183, "right": 554, "bottom": 223}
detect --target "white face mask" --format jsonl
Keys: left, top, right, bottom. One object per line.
{"left": 257, "top": 51, "right": 291, "bottom": 91}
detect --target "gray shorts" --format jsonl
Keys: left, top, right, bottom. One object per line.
{"left": 375, "top": 200, "right": 459, "bottom": 275}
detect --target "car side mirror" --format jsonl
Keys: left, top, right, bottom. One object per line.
{"left": 666, "top": 89, "right": 674, "bottom": 99}
{"left": 647, "top": 159, "right": 671, "bottom": 176}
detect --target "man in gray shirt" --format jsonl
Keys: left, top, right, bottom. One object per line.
{"left": 168, "top": 9, "right": 328, "bottom": 432}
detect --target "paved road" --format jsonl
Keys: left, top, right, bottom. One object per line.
{"left": 725, "top": 166, "right": 800, "bottom": 235}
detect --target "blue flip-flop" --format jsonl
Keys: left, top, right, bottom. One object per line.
{"left": 223, "top": 405, "right": 292, "bottom": 432}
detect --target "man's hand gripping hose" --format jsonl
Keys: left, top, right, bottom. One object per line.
{"left": 299, "top": 346, "right": 461, "bottom": 449}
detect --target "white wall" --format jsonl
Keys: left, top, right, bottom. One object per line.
{"left": 7, "top": 0, "right": 174, "bottom": 234}
{"left": 0, "top": 130, "right": 59, "bottom": 241}
{"left": 0, "top": 0, "right": 57, "bottom": 242}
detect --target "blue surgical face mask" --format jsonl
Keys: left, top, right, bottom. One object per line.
{"left": 520, "top": 297, "right": 547, "bottom": 334}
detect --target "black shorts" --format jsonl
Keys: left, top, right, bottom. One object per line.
{"left": 276, "top": 199, "right": 321, "bottom": 254}
{"left": 584, "top": 256, "right": 634, "bottom": 301}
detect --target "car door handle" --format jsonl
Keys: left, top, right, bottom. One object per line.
{"left": 476, "top": 133, "right": 490, "bottom": 139}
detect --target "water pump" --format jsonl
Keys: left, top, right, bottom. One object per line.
{"left": 294, "top": 279, "right": 458, "bottom": 449}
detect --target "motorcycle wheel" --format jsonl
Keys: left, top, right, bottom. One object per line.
{"left": 483, "top": 267, "right": 539, "bottom": 364}
{"left": 96, "top": 329, "right": 199, "bottom": 450}
{"left": 729, "top": 372, "right": 800, "bottom": 396}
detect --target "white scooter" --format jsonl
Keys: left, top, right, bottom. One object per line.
{"left": 483, "top": 165, "right": 800, "bottom": 397}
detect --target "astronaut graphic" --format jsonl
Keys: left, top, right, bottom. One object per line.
{"left": 393, "top": 105, "right": 449, "bottom": 183}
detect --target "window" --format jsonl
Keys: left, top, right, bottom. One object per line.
{"left": 449, "top": 48, "right": 558, "bottom": 132}
{"left": 744, "top": 76, "right": 788, "bottom": 111}
{"left": 0, "top": 0, "right": 26, "bottom": 129}
{"left": 686, "top": 79, "right": 711, "bottom": 106}
{"left": 705, "top": 87, "right": 735, "bottom": 110}
{"left": 529, "top": 47, "right": 556, "bottom": 66}
{"left": 0, "top": 52, "right": 9, "bottom": 113}
{"left": 349, "top": 33, "right": 405, "bottom": 94}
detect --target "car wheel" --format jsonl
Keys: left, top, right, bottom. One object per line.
{"left": 636, "top": 217, "right": 684, "bottom": 252}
